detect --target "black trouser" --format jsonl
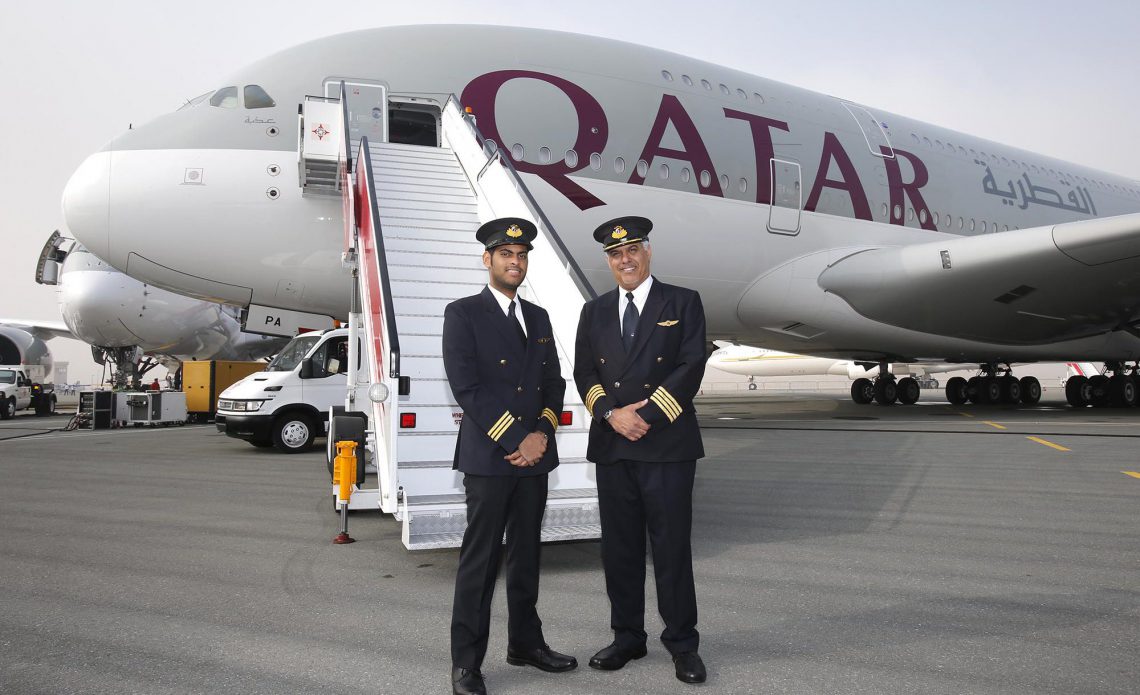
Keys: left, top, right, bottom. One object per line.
{"left": 596, "top": 459, "right": 698, "bottom": 655}
{"left": 451, "top": 473, "right": 548, "bottom": 669}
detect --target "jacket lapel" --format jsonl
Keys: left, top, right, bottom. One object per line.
{"left": 597, "top": 288, "right": 626, "bottom": 373}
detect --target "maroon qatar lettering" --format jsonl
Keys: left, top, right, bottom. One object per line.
{"left": 723, "top": 109, "right": 789, "bottom": 206}
{"left": 804, "top": 132, "right": 872, "bottom": 221}
{"left": 881, "top": 147, "right": 936, "bottom": 231}
{"left": 461, "top": 70, "right": 609, "bottom": 211}
{"left": 630, "top": 94, "right": 722, "bottom": 197}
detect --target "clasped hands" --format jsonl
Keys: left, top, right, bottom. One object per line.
{"left": 607, "top": 399, "right": 650, "bottom": 442}
{"left": 505, "top": 431, "right": 548, "bottom": 467}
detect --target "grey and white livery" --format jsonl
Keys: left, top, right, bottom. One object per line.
{"left": 61, "top": 25, "right": 1140, "bottom": 407}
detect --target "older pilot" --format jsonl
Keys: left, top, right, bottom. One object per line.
{"left": 573, "top": 216, "right": 709, "bottom": 684}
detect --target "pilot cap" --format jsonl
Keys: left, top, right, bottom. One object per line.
{"left": 593, "top": 216, "right": 652, "bottom": 251}
{"left": 476, "top": 217, "right": 537, "bottom": 250}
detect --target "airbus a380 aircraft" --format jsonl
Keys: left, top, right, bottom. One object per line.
{"left": 2, "top": 233, "right": 286, "bottom": 389}
{"left": 62, "top": 25, "right": 1140, "bottom": 407}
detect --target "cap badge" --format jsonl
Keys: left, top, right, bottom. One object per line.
{"left": 611, "top": 225, "right": 628, "bottom": 240}
{"left": 506, "top": 224, "right": 523, "bottom": 238}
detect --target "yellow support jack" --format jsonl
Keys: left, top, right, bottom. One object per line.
{"left": 332, "top": 440, "right": 358, "bottom": 544}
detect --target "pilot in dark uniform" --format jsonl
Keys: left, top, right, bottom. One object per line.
{"left": 573, "top": 216, "right": 709, "bottom": 684}
{"left": 443, "top": 217, "right": 577, "bottom": 695}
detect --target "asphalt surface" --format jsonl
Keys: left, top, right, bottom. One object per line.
{"left": 1, "top": 392, "right": 1138, "bottom": 694}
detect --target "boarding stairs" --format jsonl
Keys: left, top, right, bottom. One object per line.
{"left": 309, "top": 90, "right": 599, "bottom": 549}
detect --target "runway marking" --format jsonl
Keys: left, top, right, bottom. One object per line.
{"left": 982, "top": 421, "right": 1006, "bottom": 430}
{"left": 1123, "top": 471, "right": 1140, "bottom": 479}
{"left": 958, "top": 411, "right": 975, "bottom": 418}
{"left": 1027, "top": 436, "right": 1070, "bottom": 452}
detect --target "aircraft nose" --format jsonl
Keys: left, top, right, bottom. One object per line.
{"left": 62, "top": 151, "right": 112, "bottom": 261}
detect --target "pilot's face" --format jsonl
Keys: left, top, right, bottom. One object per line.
{"left": 483, "top": 244, "right": 529, "bottom": 295}
{"left": 606, "top": 241, "right": 651, "bottom": 291}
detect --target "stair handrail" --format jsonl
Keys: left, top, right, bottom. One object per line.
{"left": 339, "top": 80, "right": 352, "bottom": 177}
{"left": 445, "top": 95, "right": 597, "bottom": 301}
{"left": 353, "top": 136, "right": 402, "bottom": 378}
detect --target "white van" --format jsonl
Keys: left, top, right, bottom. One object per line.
{"left": 215, "top": 328, "right": 363, "bottom": 452}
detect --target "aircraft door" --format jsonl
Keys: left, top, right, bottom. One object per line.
{"left": 768, "top": 159, "right": 802, "bottom": 235}
{"left": 841, "top": 102, "right": 894, "bottom": 159}
{"left": 325, "top": 79, "right": 388, "bottom": 152}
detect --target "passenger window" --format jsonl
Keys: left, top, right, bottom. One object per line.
{"left": 209, "top": 86, "right": 239, "bottom": 109}
{"left": 243, "top": 85, "right": 276, "bottom": 109}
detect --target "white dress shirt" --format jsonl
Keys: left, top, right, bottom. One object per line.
{"left": 487, "top": 285, "right": 527, "bottom": 337}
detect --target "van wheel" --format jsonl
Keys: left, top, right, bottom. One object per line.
{"left": 1, "top": 397, "right": 14, "bottom": 420}
{"left": 272, "top": 413, "right": 315, "bottom": 453}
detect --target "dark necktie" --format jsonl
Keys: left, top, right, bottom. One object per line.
{"left": 622, "top": 291, "right": 638, "bottom": 352}
{"left": 508, "top": 301, "right": 527, "bottom": 349}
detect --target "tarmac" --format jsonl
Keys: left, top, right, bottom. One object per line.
{"left": 1, "top": 388, "right": 1137, "bottom": 694}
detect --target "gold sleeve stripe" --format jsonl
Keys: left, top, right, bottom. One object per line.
{"left": 488, "top": 411, "right": 514, "bottom": 441}
{"left": 650, "top": 387, "right": 682, "bottom": 422}
{"left": 541, "top": 408, "right": 559, "bottom": 430}
{"left": 650, "top": 392, "right": 680, "bottom": 422}
{"left": 657, "top": 386, "right": 683, "bottom": 416}
{"left": 585, "top": 385, "right": 606, "bottom": 413}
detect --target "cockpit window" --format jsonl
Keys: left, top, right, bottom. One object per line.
{"left": 178, "top": 91, "right": 214, "bottom": 111}
{"left": 209, "top": 86, "right": 239, "bottom": 109}
{"left": 244, "top": 85, "right": 276, "bottom": 109}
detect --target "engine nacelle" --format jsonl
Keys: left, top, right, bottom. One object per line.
{"left": 0, "top": 326, "right": 54, "bottom": 380}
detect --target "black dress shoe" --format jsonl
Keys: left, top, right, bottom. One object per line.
{"left": 587, "top": 641, "right": 648, "bottom": 670}
{"left": 506, "top": 643, "right": 578, "bottom": 672}
{"left": 673, "top": 651, "right": 707, "bottom": 684}
{"left": 452, "top": 667, "right": 487, "bottom": 695}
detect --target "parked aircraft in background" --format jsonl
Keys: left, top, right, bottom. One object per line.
{"left": 707, "top": 340, "right": 982, "bottom": 404}
{"left": 60, "top": 25, "right": 1140, "bottom": 408}
{"left": 14, "top": 232, "right": 287, "bottom": 389}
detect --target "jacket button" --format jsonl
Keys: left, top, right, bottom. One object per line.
{"left": 516, "top": 387, "right": 523, "bottom": 392}
{"left": 599, "top": 358, "right": 606, "bottom": 364}
{"left": 644, "top": 384, "right": 651, "bottom": 389}
{"left": 516, "top": 416, "right": 523, "bottom": 422}
{"left": 500, "top": 359, "right": 507, "bottom": 365}
{"left": 656, "top": 356, "right": 664, "bottom": 363}
{"left": 614, "top": 381, "right": 621, "bottom": 388}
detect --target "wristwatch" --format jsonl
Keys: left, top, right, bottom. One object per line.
{"left": 603, "top": 408, "right": 614, "bottom": 421}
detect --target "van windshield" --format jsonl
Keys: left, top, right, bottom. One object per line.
{"left": 0, "top": 370, "right": 14, "bottom": 384}
{"left": 265, "top": 336, "right": 320, "bottom": 372}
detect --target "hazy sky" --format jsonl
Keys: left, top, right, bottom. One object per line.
{"left": 2, "top": 0, "right": 1137, "bottom": 382}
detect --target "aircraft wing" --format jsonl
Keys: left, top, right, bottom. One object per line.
{"left": 0, "top": 319, "right": 75, "bottom": 341}
{"left": 818, "top": 213, "right": 1140, "bottom": 346}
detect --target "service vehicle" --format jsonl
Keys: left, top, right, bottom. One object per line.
{"left": 0, "top": 365, "right": 56, "bottom": 419}
{"left": 215, "top": 329, "right": 362, "bottom": 452}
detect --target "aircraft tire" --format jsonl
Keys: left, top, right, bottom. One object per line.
{"left": 897, "top": 377, "right": 920, "bottom": 405}
{"left": 851, "top": 378, "right": 874, "bottom": 404}
{"left": 873, "top": 379, "right": 897, "bottom": 405}
{"left": 1019, "top": 376, "right": 1041, "bottom": 405}
{"left": 1110, "top": 375, "right": 1137, "bottom": 407}
{"left": 1065, "top": 375, "right": 1089, "bottom": 407}
{"left": 1001, "top": 376, "right": 1021, "bottom": 404}
{"left": 1088, "top": 375, "right": 1111, "bottom": 407}
{"left": 976, "top": 377, "right": 1001, "bottom": 404}
{"left": 966, "top": 376, "right": 983, "bottom": 403}
{"left": 271, "top": 412, "right": 316, "bottom": 453}
{"left": 945, "top": 377, "right": 968, "bottom": 405}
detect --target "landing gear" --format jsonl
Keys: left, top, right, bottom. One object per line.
{"left": 1065, "top": 361, "right": 1140, "bottom": 408}
{"left": 850, "top": 362, "right": 906, "bottom": 405}
{"left": 951, "top": 363, "right": 1040, "bottom": 406}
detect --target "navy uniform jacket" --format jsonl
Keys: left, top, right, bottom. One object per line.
{"left": 574, "top": 278, "right": 707, "bottom": 464}
{"left": 443, "top": 287, "right": 565, "bottom": 476}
